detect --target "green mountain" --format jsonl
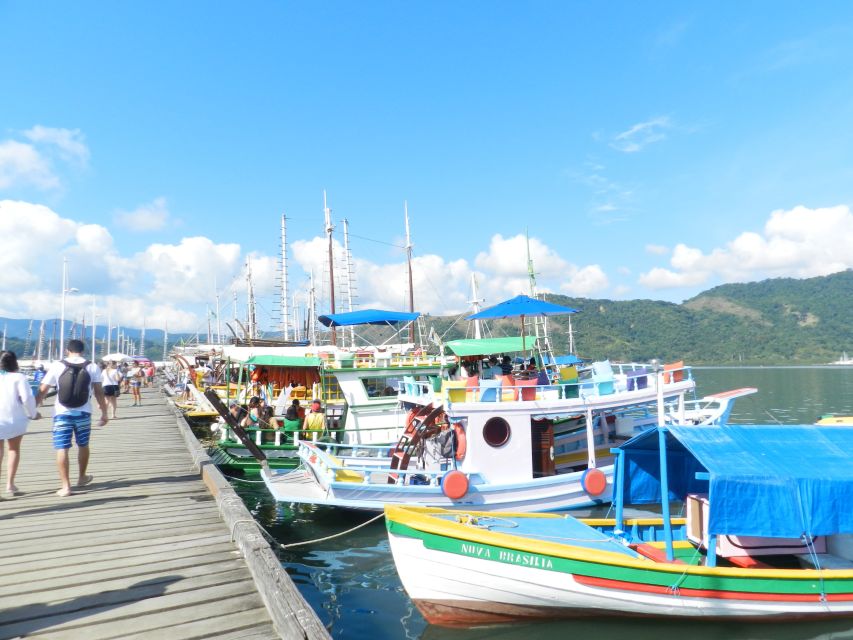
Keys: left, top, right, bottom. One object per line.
{"left": 423, "top": 270, "right": 853, "bottom": 365}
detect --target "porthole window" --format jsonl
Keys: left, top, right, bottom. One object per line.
{"left": 482, "top": 417, "right": 511, "bottom": 447}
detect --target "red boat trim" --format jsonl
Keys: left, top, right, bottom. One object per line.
{"left": 574, "top": 575, "right": 853, "bottom": 602}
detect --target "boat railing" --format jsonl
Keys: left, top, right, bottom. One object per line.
{"left": 324, "top": 351, "right": 453, "bottom": 369}
{"left": 219, "top": 422, "right": 398, "bottom": 447}
{"left": 397, "top": 363, "right": 694, "bottom": 405}
{"left": 298, "top": 441, "right": 469, "bottom": 487}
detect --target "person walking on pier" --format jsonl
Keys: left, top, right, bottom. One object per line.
{"left": 37, "top": 339, "right": 109, "bottom": 497}
{"left": 0, "top": 351, "right": 40, "bottom": 496}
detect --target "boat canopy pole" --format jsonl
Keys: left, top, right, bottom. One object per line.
{"left": 612, "top": 446, "right": 625, "bottom": 535}
{"left": 658, "top": 426, "right": 675, "bottom": 562}
{"left": 585, "top": 407, "right": 597, "bottom": 468}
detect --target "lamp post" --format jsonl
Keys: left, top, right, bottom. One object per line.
{"left": 59, "top": 257, "right": 79, "bottom": 360}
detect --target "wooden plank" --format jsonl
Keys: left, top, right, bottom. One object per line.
{"left": 0, "top": 384, "right": 328, "bottom": 640}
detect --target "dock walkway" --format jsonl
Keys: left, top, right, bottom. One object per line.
{"left": 0, "top": 384, "right": 324, "bottom": 639}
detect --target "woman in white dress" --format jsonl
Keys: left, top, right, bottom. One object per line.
{"left": 0, "top": 351, "right": 40, "bottom": 496}
{"left": 102, "top": 361, "right": 121, "bottom": 418}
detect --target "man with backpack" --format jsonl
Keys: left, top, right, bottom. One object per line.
{"left": 36, "top": 339, "right": 108, "bottom": 497}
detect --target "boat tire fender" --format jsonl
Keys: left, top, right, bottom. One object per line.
{"left": 453, "top": 423, "right": 466, "bottom": 461}
{"left": 581, "top": 467, "right": 607, "bottom": 497}
{"left": 441, "top": 470, "right": 469, "bottom": 500}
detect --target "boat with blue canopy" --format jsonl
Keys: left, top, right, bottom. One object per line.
{"left": 384, "top": 424, "right": 853, "bottom": 625}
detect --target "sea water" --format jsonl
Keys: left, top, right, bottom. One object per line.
{"left": 233, "top": 367, "right": 853, "bottom": 639}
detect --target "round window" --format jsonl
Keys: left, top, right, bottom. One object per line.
{"left": 482, "top": 417, "right": 511, "bottom": 447}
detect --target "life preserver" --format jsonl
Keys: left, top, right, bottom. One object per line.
{"left": 441, "top": 470, "right": 469, "bottom": 499}
{"left": 452, "top": 422, "right": 467, "bottom": 461}
{"left": 581, "top": 467, "right": 607, "bottom": 497}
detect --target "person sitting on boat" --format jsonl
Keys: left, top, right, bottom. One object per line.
{"left": 481, "top": 357, "right": 501, "bottom": 380}
{"left": 240, "top": 396, "right": 262, "bottom": 428}
{"left": 261, "top": 406, "right": 279, "bottom": 443}
{"left": 500, "top": 355, "right": 513, "bottom": 376}
{"left": 284, "top": 399, "right": 303, "bottom": 422}
{"left": 302, "top": 399, "right": 325, "bottom": 439}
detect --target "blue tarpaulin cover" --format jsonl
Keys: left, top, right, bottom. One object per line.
{"left": 318, "top": 309, "right": 420, "bottom": 327}
{"left": 618, "top": 425, "right": 853, "bottom": 539}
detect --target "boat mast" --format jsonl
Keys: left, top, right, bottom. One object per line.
{"left": 23, "top": 320, "right": 33, "bottom": 359}
{"left": 405, "top": 201, "right": 415, "bottom": 344}
{"left": 324, "top": 191, "right": 337, "bottom": 346}
{"left": 309, "top": 270, "right": 317, "bottom": 346}
{"left": 91, "top": 298, "right": 97, "bottom": 361}
{"left": 468, "top": 274, "right": 484, "bottom": 340}
{"left": 163, "top": 320, "right": 168, "bottom": 361}
{"left": 342, "top": 218, "right": 356, "bottom": 348}
{"left": 246, "top": 257, "right": 256, "bottom": 340}
{"left": 280, "top": 213, "right": 290, "bottom": 342}
{"left": 140, "top": 316, "right": 145, "bottom": 356}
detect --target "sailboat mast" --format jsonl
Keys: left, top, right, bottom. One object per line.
{"left": 324, "top": 191, "right": 337, "bottom": 346}
{"left": 280, "top": 213, "right": 290, "bottom": 342}
{"left": 405, "top": 201, "right": 414, "bottom": 344}
{"left": 246, "top": 257, "right": 256, "bottom": 340}
{"left": 343, "top": 218, "right": 355, "bottom": 348}
{"left": 163, "top": 321, "right": 168, "bottom": 361}
{"left": 309, "top": 270, "right": 317, "bottom": 346}
{"left": 469, "top": 274, "right": 483, "bottom": 340}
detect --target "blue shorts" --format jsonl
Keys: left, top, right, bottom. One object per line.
{"left": 53, "top": 412, "right": 92, "bottom": 450}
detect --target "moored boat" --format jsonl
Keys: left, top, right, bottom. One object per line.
{"left": 384, "top": 424, "right": 853, "bottom": 626}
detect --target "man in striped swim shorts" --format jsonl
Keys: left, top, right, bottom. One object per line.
{"left": 37, "top": 339, "right": 109, "bottom": 497}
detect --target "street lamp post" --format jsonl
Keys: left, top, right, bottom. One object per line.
{"left": 59, "top": 258, "right": 79, "bottom": 360}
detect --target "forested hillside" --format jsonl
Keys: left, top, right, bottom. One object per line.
{"left": 424, "top": 270, "right": 853, "bottom": 365}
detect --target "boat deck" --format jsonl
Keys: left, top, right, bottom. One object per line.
{"left": 0, "top": 384, "right": 325, "bottom": 639}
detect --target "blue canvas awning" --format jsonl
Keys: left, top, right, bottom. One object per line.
{"left": 617, "top": 425, "right": 853, "bottom": 539}
{"left": 318, "top": 309, "right": 420, "bottom": 327}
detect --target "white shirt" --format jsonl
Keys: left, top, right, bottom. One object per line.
{"left": 103, "top": 368, "right": 121, "bottom": 386}
{"left": 0, "top": 371, "right": 37, "bottom": 439}
{"left": 41, "top": 356, "right": 103, "bottom": 416}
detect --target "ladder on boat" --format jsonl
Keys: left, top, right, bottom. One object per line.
{"left": 530, "top": 315, "right": 559, "bottom": 380}
{"left": 387, "top": 405, "right": 444, "bottom": 484}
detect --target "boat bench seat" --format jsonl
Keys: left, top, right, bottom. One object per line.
{"left": 326, "top": 453, "right": 365, "bottom": 483}
{"left": 631, "top": 543, "right": 685, "bottom": 564}
{"left": 796, "top": 553, "right": 853, "bottom": 570}
{"left": 726, "top": 555, "right": 773, "bottom": 569}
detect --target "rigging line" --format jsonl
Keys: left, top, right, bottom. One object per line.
{"left": 343, "top": 230, "right": 406, "bottom": 249}
{"left": 279, "top": 512, "right": 385, "bottom": 549}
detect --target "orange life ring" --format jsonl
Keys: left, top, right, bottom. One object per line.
{"left": 452, "top": 423, "right": 467, "bottom": 461}
{"left": 581, "top": 467, "right": 607, "bottom": 496}
{"left": 441, "top": 470, "right": 469, "bottom": 499}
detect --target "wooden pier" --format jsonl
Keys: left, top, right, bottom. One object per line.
{"left": 0, "top": 384, "right": 329, "bottom": 639}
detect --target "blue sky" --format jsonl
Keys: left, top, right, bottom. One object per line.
{"left": 2, "top": 2, "right": 853, "bottom": 334}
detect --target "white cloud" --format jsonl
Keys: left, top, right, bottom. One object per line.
{"left": 475, "top": 234, "right": 569, "bottom": 279}
{"left": 0, "top": 141, "right": 59, "bottom": 189}
{"left": 611, "top": 117, "right": 671, "bottom": 153}
{"left": 22, "top": 126, "right": 90, "bottom": 165}
{"left": 645, "top": 243, "right": 669, "bottom": 255}
{"left": 639, "top": 204, "right": 853, "bottom": 289}
{"left": 115, "top": 197, "right": 171, "bottom": 231}
{"left": 560, "top": 265, "right": 610, "bottom": 297}
{"left": 0, "top": 126, "right": 91, "bottom": 191}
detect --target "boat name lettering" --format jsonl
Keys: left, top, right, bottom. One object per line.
{"left": 460, "top": 543, "right": 491, "bottom": 558}
{"left": 497, "top": 550, "right": 554, "bottom": 569}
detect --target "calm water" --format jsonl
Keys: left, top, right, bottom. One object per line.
{"left": 233, "top": 367, "right": 853, "bottom": 639}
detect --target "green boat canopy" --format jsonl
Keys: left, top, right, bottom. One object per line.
{"left": 241, "top": 355, "right": 322, "bottom": 367}
{"left": 444, "top": 336, "right": 527, "bottom": 357}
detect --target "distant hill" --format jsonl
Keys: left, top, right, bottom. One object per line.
{"left": 4, "top": 270, "right": 850, "bottom": 364}
{"left": 420, "top": 270, "right": 853, "bottom": 365}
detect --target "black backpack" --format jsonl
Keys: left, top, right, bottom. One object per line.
{"left": 57, "top": 360, "right": 92, "bottom": 408}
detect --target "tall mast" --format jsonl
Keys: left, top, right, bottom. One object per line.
{"left": 324, "top": 191, "right": 337, "bottom": 346}
{"left": 246, "top": 257, "right": 256, "bottom": 340}
{"left": 214, "top": 276, "right": 222, "bottom": 345}
{"left": 280, "top": 214, "right": 290, "bottom": 342}
{"left": 405, "top": 201, "right": 415, "bottom": 343}
{"left": 342, "top": 218, "right": 355, "bottom": 347}
{"left": 309, "top": 270, "right": 317, "bottom": 346}
{"left": 36, "top": 321, "right": 45, "bottom": 361}
{"left": 140, "top": 317, "right": 146, "bottom": 356}
{"left": 206, "top": 306, "right": 212, "bottom": 343}
{"left": 232, "top": 291, "right": 238, "bottom": 336}
{"left": 468, "top": 274, "right": 484, "bottom": 340}
{"left": 163, "top": 320, "right": 169, "bottom": 361}
{"left": 23, "top": 320, "right": 33, "bottom": 359}
{"left": 91, "top": 298, "right": 97, "bottom": 361}
{"left": 526, "top": 227, "right": 537, "bottom": 297}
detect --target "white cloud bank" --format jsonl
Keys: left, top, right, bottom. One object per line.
{"left": 0, "top": 127, "right": 90, "bottom": 190}
{"left": 3, "top": 199, "right": 851, "bottom": 334}
{"left": 639, "top": 205, "right": 853, "bottom": 289}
